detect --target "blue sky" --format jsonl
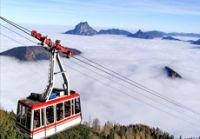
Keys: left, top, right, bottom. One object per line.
{"left": 1, "top": 0, "right": 200, "bottom": 33}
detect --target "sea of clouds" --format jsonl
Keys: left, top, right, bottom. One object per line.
{"left": 0, "top": 25, "right": 200, "bottom": 137}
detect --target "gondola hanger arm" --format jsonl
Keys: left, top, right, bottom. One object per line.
{"left": 31, "top": 30, "right": 73, "bottom": 58}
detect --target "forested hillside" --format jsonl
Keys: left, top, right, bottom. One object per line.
{"left": 0, "top": 109, "right": 174, "bottom": 139}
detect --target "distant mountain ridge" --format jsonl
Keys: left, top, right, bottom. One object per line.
{"left": 0, "top": 46, "right": 82, "bottom": 61}
{"left": 167, "top": 32, "right": 200, "bottom": 38}
{"left": 128, "top": 29, "right": 153, "bottom": 39}
{"left": 98, "top": 28, "right": 132, "bottom": 35}
{"left": 64, "top": 22, "right": 200, "bottom": 39}
{"left": 162, "top": 36, "right": 181, "bottom": 41}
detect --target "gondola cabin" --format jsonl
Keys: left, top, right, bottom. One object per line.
{"left": 16, "top": 35, "right": 82, "bottom": 139}
{"left": 16, "top": 90, "right": 81, "bottom": 139}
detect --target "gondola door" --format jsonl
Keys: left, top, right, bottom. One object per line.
{"left": 32, "top": 108, "right": 44, "bottom": 139}
{"left": 41, "top": 108, "right": 46, "bottom": 138}
{"left": 45, "top": 104, "right": 56, "bottom": 137}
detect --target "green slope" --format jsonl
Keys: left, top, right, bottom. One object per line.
{"left": 0, "top": 110, "right": 174, "bottom": 139}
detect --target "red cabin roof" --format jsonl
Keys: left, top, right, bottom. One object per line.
{"left": 19, "top": 93, "right": 80, "bottom": 110}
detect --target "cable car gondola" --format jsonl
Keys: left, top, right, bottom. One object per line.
{"left": 16, "top": 31, "right": 82, "bottom": 139}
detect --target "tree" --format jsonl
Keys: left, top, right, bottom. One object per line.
{"left": 119, "top": 126, "right": 126, "bottom": 136}
{"left": 103, "top": 121, "right": 113, "bottom": 136}
{"left": 0, "top": 110, "right": 22, "bottom": 139}
{"left": 92, "top": 118, "right": 101, "bottom": 133}
{"left": 125, "top": 127, "right": 134, "bottom": 139}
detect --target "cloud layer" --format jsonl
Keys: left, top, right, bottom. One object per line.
{"left": 1, "top": 26, "right": 200, "bottom": 137}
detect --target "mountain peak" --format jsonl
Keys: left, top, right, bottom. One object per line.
{"left": 136, "top": 29, "right": 143, "bottom": 34}
{"left": 79, "top": 21, "right": 88, "bottom": 24}
{"left": 128, "top": 29, "right": 153, "bottom": 39}
{"left": 65, "top": 21, "right": 97, "bottom": 35}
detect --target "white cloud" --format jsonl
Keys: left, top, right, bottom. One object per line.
{"left": 1, "top": 26, "right": 200, "bottom": 137}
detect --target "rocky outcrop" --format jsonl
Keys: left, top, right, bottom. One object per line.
{"left": 164, "top": 66, "right": 182, "bottom": 79}
{"left": 192, "top": 39, "right": 200, "bottom": 45}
